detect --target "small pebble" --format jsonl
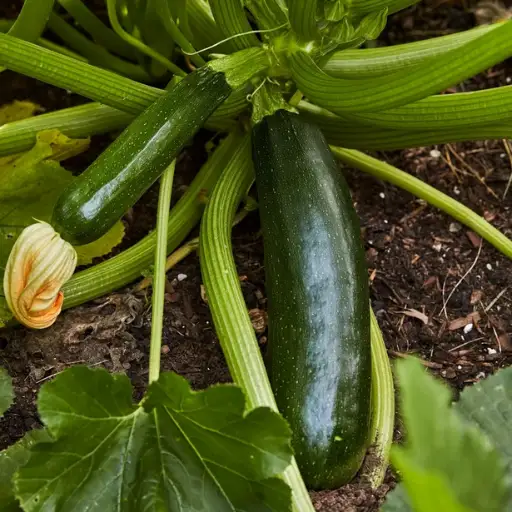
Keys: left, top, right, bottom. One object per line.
{"left": 379, "top": 192, "right": 385, "bottom": 199}
{"left": 463, "top": 323, "right": 473, "bottom": 334}
{"left": 177, "top": 273, "right": 187, "bottom": 281}
{"left": 486, "top": 263, "right": 493, "bottom": 271}
{"left": 453, "top": 186, "right": 460, "bottom": 195}
{"left": 161, "top": 345, "right": 170, "bottom": 355}
{"left": 476, "top": 371, "right": 486, "bottom": 380}
{"left": 487, "top": 347, "right": 497, "bottom": 355}
{"left": 507, "top": 77, "right": 511, "bottom": 83}
{"left": 430, "top": 149, "right": 441, "bottom": 158}
{"left": 449, "top": 222, "right": 462, "bottom": 233}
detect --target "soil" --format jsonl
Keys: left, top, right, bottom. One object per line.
{"left": 1, "top": 1, "right": 512, "bottom": 511}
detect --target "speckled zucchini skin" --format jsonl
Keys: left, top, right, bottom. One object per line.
{"left": 252, "top": 110, "right": 371, "bottom": 489}
{"left": 52, "top": 67, "right": 231, "bottom": 245}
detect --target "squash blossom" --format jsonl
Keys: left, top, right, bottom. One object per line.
{"left": 3, "top": 222, "right": 77, "bottom": 329}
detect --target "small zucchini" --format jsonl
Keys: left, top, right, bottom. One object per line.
{"left": 52, "top": 66, "right": 231, "bottom": 245}
{"left": 252, "top": 110, "right": 371, "bottom": 489}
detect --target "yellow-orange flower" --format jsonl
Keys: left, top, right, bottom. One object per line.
{"left": 3, "top": 222, "right": 77, "bottom": 329}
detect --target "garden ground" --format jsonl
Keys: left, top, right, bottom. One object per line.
{"left": 1, "top": 1, "right": 512, "bottom": 510}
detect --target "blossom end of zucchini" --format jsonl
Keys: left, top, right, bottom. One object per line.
{"left": 3, "top": 222, "right": 77, "bottom": 329}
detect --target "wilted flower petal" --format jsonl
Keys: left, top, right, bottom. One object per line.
{"left": 3, "top": 222, "right": 77, "bottom": 329}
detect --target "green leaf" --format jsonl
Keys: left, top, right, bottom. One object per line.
{"left": 455, "top": 366, "right": 512, "bottom": 471}
{"left": 0, "top": 367, "right": 13, "bottom": 417}
{"left": 0, "top": 130, "right": 124, "bottom": 277}
{"left": 0, "top": 430, "right": 51, "bottom": 511}
{"left": 74, "top": 221, "right": 125, "bottom": 265}
{"left": 0, "top": 100, "right": 39, "bottom": 125}
{"left": 291, "top": 20, "right": 512, "bottom": 114}
{"left": 0, "top": 297, "right": 11, "bottom": 328}
{"left": 381, "top": 484, "right": 411, "bottom": 512}
{"left": 388, "top": 358, "right": 511, "bottom": 512}
{"left": 14, "top": 366, "right": 293, "bottom": 511}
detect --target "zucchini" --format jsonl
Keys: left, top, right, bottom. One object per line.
{"left": 252, "top": 110, "right": 371, "bottom": 489}
{"left": 51, "top": 66, "right": 231, "bottom": 245}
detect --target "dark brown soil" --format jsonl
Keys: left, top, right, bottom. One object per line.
{"left": 1, "top": 1, "right": 512, "bottom": 511}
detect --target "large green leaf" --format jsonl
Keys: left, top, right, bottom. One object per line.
{"left": 0, "top": 367, "right": 13, "bottom": 417}
{"left": 14, "top": 366, "right": 292, "bottom": 511}
{"left": 384, "top": 359, "right": 511, "bottom": 512}
{"left": 0, "top": 430, "right": 51, "bottom": 512}
{"left": 291, "top": 20, "right": 512, "bottom": 114}
{"left": 0, "top": 130, "right": 124, "bottom": 281}
{"left": 455, "top": 366, "right": 512, "bottom": 472}
{"left": 381, "top": 484, "right": 411, "bottom": 512}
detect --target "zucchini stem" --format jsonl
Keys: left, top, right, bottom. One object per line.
{"left": 331, "top": 146, "right": 512, "bottom": 261}
{"left": 198, "top": 132, "right": 315, "bottom": 512}
{"left": 105, "top": 0, "right": 186, "bottom": 76}
{"left": 148, "top": 161, "right": 176, "bottom": 384}
{"left": 8, "top": 0, "right": 55, "bottom": 42}
{"left": 363, "top": 309, "right": 395, "bottom": 488}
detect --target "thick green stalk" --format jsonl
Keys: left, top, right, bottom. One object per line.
{"left": 148, "top": 161, "right": 175, "bottom": 384}
{"left": 61, "top": 132, "right": 243, "bottom": 310}
{"left": 322, "top": 24, "right": 496, "bottom": 79}
{"left": 365, "top": 309, "right": 395, "bottom": 489}
{"left": 47, "top": 14, "right": 152, "bottom": 81}
{"left": 198, "top": 131, "right": 314, "bottom": 512}
{"left": 155, "top": 0, "right": 205, "bottom": 67}
{"left": 290, "top": 20, "right": 512, "bottom": 114}
{"left": 8, "top": 0, "right": 55, "bottom": 41}
{"left": 187, "top": 0, "right": 234, "bottom": 53}
{"left": 0, "top": 33, "right": 161, "bottom": 114}
{"left": 331, "top": 147, "right": 512, "bottom": 260}
{"left": 0, "top": 103, "right": 132, "bottom": 157}
{"left": 208, "top": 0, "right": 259, "bottom": 50}
{"left": 57, "top": 0, "right": 135, "bottom": 59}
{"left": 0, "top": 18, "right": 86, "bottom": 60}
{"left": 298, "top": 100, "right": 512, "bottom": 150}
{"left": 288, "top": 0, "right": 318, "bottom": 41}
{"left": 245, "top": 0, "right": 288, "bottom": 31}
{"left": 0, "top": 35, "right": 245, "bottom": 129}
{"left": 350, "top": 0, "right": 420, "bottom": 17}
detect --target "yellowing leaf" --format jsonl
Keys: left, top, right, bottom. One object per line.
{"left": 75, "top": 221, "right": 125, "bottom": 265}
{"left": 0, "top": 100, "right": 39, "bottom": 125}
{"left": 0, "top": 130, "right": 123, "bottom": 285}
{"left": 36, "top": 129, "right": 90, "bottom": 162}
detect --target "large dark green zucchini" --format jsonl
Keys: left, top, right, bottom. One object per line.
{"left": 52, "top": 67, "right": 231, "bottom": 246}
{"left": 252, "top": 109, "right": 371, "bottom": 489}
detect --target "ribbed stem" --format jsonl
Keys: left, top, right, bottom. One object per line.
{"left": 331, "top": 147, "right": 512, "bottom": 260}
{"left": 61, "top": 132, "right": 243, "bottom": 310}
{"left": 290, "top": 21, "right": 512, "bottom": 114}
{"left": 148, "top": 161, "right": 175, "bottom": 384}
{"left": 47, "top": 13, "right": 151, "bottom": 81}
{"left": 322, "top": 24, "right": 496, "bottom": 79}
{"left": 8, "top": 0, "right": 55, "bottom": 42}
{"left": 365, "top": 309, "right": 395, "bottom": 488}
{"left": 57, "top": 0, "right": 135, "bottom": 59}
{"left": 299, "top": 101, "right": 512, "bottom": 150}
{"left": 199, "top": 132, "right": 314, "bottom": 512}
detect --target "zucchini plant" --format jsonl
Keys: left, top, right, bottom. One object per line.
{"left": 0, "top": 0, "right": 511, "bottom": 510}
